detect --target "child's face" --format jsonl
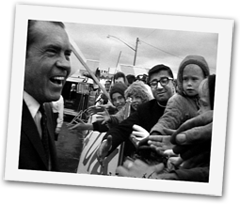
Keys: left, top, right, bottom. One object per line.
{"left": 198, "top": 78, "right": 211, "bottom": 114}
{"left": 112, "top": 92, "right": 126, "bottom": 111}
{"left": 182, "top": 64, "right": 205, "bottom": 97}
{"left": 130, "top": 96, "right": 143, "bottom": 111}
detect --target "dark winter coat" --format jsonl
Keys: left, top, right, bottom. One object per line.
{"left": 102, "top": 99, "right": 166, "bottom": 163}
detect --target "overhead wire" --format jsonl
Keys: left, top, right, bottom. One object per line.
{"left": 139, "top": 39, "right": 183, "bottom": 59}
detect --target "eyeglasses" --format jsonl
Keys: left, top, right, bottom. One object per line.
{"left": 149, "top": 77, "right": 173, "bottom": 89}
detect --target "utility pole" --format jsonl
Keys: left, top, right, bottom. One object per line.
{"left": 133, "top": 37, "right": 139, "bottom": 66}
{"left": 107, "top": 35, "right": 139, "bottom": 66}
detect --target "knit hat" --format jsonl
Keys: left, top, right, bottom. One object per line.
{"left": 177, "top": 55, "right": 210, "bottom": 95}
{"left": 208, "top": 74, "right": 216, "bottom": 110}
{"left": 109, "top": 83, "right": 127, "bottom": 101}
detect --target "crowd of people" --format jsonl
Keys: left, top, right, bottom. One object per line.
{"left": 19, "top": 20, "right": 216, "bottom": 183}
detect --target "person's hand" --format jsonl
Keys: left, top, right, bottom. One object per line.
{"left": 175, "top": 123, "right": 212, "bottom": 145}
{"left": 95, "top": 109, "right": 111, "bottom": 124}
{"left": 171, "top": 110, "right": 213, "bottom": 145}
{"left": 96, "top": 135, "right": 112, "bottom": 166}
{"left": 116, "top": 159, "right": 165, "bottom": 178}
{"left": 130, "top": 125, "right": 150, "bottom": 149}
{"left": 131, "top": 124, "right": 149, "bottom": 140}
{"left": 166, "top": 156, "right": 183, "bottom": 170}
{"left": 147, "top": 128, "right": 175, "bottom": 155}
{"left": 68, "top": 121, "right": 93, "bottom": 131}
{"left": 170, "top": 110, "right": 213, "bottom": 160}
{"left": 87, "top": 105, "right": 106, "bottom": 116}
{"left": 68, "top": 122, "right": 82, "bottom": 130}
{"left": 55, "top": 127, "right": 61, "bottom": 135}
{"left": 147, "top": 135, "right": 174, "bottom": 155}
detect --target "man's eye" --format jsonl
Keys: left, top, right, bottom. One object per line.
{"left": 161, "top": 78, "right": 168, "bottom": 83}
{"left": 65, "top": 51, "right": 72, "bottom": 57}
{"left": 47, "top": 49, "right": 57, "bottom": 54}
{"left": 151, "top": 81, "right": 157, "bottom": 85}
{"left": 65, "top": 51, "right": 72, "bottom": 60}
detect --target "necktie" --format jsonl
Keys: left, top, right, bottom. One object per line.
{"left": 39, "top": 104, "right": 50, "bottom": 166}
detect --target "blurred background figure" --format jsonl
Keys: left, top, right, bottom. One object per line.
{"left": 104, "top": 80, "right": 112, "bottom": 92}
{"left": 113, "top": 72, "right": 128, "bottom": 86}
{"left": 95, "top": 79, "right": 111, "bottom": 106}
{"left": 52, "top": 95, "right": 64, "bottom": 141}
{"left": 126, "top": 74, "right": 136, "bottom": 86}
{"left": 69, "top": 84, "right": 77, "bottom": 100}
{"left": 136, "top": 74, "right": 148, "bottom": 84}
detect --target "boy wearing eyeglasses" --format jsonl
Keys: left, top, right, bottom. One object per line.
{"left": 150, "top": 55, "right": 210, "bottom": 142}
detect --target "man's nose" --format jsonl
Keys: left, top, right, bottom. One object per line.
{"left": 157, "top": 82, "right": 163, "bottom": 89}
{"left": 56, "top": 54, "right": 71, "bottom": 72}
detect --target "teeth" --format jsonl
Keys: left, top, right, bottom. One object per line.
{"left": 53, "top": 77, "right": 64, "bottom": 81}
{"left": 50, "top": 76, "right": 65, "bottom": 85}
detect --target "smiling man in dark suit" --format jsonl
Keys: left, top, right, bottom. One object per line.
{"left": 19, "top": 20, "right": 72, "bottom": 171}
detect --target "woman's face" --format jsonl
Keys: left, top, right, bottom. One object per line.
{"left": 112, "top": 93, "right": 126, "bottom": 111}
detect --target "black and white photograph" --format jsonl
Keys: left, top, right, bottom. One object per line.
{"left": 3, "top": 3, "right": 233, "bottom": 198}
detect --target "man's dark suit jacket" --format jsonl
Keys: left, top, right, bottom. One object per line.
{"left": 18, "top": 100, "right": 59, "bottom": 171}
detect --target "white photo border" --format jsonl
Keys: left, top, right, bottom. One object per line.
{"left": 4, "top": 5, "right": 234, "bottom": 196}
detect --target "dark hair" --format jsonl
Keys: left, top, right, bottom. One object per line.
{"left": 136, "top": 74, "right": 148, "bottom": 83}
{"left": 147, "top": 64, "right": 174, "bottom": 84}
{"left": 126, "top": 74, "right": 136, "bottom": 85}
{"left": 26, "top": 20, "right": 65, "bottom": 57}
{"left": 113, "top": 72, "right": 127, "bottom": 83}
{"left": 109, "top": 83, "right": 127, "bottom": 101}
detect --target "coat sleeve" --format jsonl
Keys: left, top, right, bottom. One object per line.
{"left": 150, "top": 94, "right": 196, "bottom": 134}
{"left": 108, "top": 105, "right": 126, "bottom": 127}
{"left": 102, "top": 110, "right": 141, "bottom": 153}
{"left": 92, "top": 121, "right": 109, "bottom": 132}
{"left": 172, "top": 166, "right": 209, "bottom": 182}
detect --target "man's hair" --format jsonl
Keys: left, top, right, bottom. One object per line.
{"left": 126, "top": 74, "right": 136, "bottom": 85}
{"left": 147, "top": 64, "right": 174, "bottom": 84}
{"left": 26, "top": 20, "right": 65, "bottom": 57}
{"left": 113, "top": 72, "right": 127, "bottom": 83}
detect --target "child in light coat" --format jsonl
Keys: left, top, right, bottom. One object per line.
{"left": 150, "top": 55, "right": 210, "bottom": 135}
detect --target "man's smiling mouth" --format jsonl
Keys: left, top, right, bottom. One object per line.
{"left": 50, "top": 76, "right": 65, "bottom": 86}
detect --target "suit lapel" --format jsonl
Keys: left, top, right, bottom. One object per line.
{"left": 22, "top": 101, "right": 48, "bottom": 169}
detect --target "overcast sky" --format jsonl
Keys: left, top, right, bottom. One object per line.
{"left": 65, "top": 22, "right": 218, "bottom": 77}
